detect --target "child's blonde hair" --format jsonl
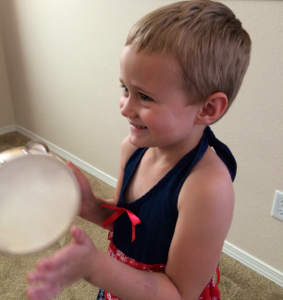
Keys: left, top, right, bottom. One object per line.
{"left": 126, "top": 0, "right": 251, "bottom": 112}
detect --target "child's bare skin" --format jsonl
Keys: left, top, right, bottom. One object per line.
{"left": 66, "top": 161, "right": 117, "bottom": 227}
{"left": 27, "top": 226, "right": 98, "bottom": 300}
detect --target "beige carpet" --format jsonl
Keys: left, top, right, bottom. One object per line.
{"left": 0, "top": 131, "right": 283, "bottom": 300}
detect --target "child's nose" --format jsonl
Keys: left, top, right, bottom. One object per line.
{"left": 120, "top": 96, "right": 137, "bottom": 118}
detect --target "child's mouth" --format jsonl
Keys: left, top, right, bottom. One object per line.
{"left": 129, "top": 123, "right": 147, "bottom": 130}
{"left": 131, "top": 125, "right": 147, "bottom": 129}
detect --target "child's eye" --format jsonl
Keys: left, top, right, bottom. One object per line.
{"left": 120, "top": 84, "right": 129, "bottom": 94}
{"left": 140, "top": 93, "right": 152, "bottom": 101}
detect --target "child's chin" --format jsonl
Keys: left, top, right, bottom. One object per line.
{"left": 129, "top": 136, "right": 150, "bottom": 148}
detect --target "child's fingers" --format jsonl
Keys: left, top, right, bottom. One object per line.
{"left": 70, "top": 226, "right": 95, "bottom": 252}
{"left": 26, "top": 259, "right": 55, "bottom": 284}
{"left": 34, "top": 247, "right": 72, "bottom": 274}
{"left": 66, "top": 160, "right": 76, "bottom": 170}
{"left": 26, "top": 271, "right": 39, "bottom": 283}
{"left": 27, "top": 264, "right": 57, "bottom": 285}
{"left": 33, "top": 228, "right": 90, "bottom": 273}
{"left": 70, "top": 226, "right": 87, "bottom": 244}
{"left": 29, "top": 254, "right": 70, "bottom": 286}
{"left": 67, "top": 161, "right": 92, "bottom": 191}
{"left": 67, "top": 161, "right": 84, "bottom": 180}
{"left": 26, "top": 282, "right": 61, "bottom": 300}
{"left": 67, "top": 161, "right": 83, "bottom": 177}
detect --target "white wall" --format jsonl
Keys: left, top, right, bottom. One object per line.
{"left": 0, "top": 0, "right": 282, "bottom": 279}
{"left": 213, "top": 0, "right": 283, "bottom": 276}
{"left": 0, "top": 26, "right": 15, "bottom": 129}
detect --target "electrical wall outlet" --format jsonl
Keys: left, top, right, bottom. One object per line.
{"left": 271, "top": 190, "right": 283, "bottom": 221}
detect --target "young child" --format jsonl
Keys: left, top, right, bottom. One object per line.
{"left": 26, "top": 1, "right": 251, "bottom": 299}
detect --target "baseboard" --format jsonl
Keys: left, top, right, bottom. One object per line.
{"left": 15, "top": 125, "right": 117, "bottom": 188}
{"left": 0, "top": 125, "right": 17, "bottom": 135}
{"left": 223, "top": 241, "right": 283, "bottom": 287}
{"left": 3, "top": 125, "right": 283, "bottom": 288}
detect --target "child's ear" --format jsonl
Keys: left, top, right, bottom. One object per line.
{"left": 196, "top": 92, "right": 228, "bottom": 125}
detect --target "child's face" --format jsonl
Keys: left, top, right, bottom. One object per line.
{"left": 119, "top": 45, "right": 202, "bottom": 150}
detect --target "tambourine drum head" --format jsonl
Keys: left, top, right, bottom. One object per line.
{"left": 0, "top": 154, "right": 80, "bottom": 255}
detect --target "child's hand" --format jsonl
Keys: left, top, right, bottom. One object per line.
{"left": 67, "top": 161, "right": 117, "bottom": 228}
{"left": 26, "top": 226, "right": 98, "bottom": 300}
{"left": 67, "top": 161, "right": 98, "bottom": 221}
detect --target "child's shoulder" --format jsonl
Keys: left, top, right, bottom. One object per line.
{"left": 190, "top": 145, "right": 233, "bottom": 189}
{"left": 178, "top": 146, "right": 234, "bottom": 230}
{"left": 120, "top": 135, "right": 138, "bottom": 168}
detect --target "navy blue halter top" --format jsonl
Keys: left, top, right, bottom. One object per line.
{"left": 112, "top": 126, "right": 236, "bottom": 265}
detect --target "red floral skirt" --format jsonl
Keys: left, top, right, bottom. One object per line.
{"left": 103, "top": 231, "right": 221, "bottom": 300}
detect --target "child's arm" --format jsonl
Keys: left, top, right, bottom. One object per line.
{"left": 26, "top": 226, "right": 181, "bottom": 300}
{"left": 27, "top": 148, "right": 234, "bottom": 300}
{"left": 164, "top": 151, "right": 235, "bottom": 299}
{"left": 67, "top": 136, "right": 137, "bottom": 228}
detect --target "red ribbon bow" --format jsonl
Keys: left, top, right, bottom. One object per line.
{"left": 101, "top": 204, "right": 141, "bottom": 242}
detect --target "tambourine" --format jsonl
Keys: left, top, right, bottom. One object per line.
{"left": 0, "top": 141, "right": 80, "bottom": 255}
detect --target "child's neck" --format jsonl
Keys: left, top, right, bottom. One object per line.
{"left": 148, "top": 126, "right": 205, "bottom": 166}
{"left": 124, "top": 126, "right": 206, "bottom": 203}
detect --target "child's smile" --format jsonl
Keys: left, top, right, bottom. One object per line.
{"left": 119, "top": 45, "right": 203, "bottom": 152}
{"left": 129, "top": 121, "right": 147, "bottom": 131}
